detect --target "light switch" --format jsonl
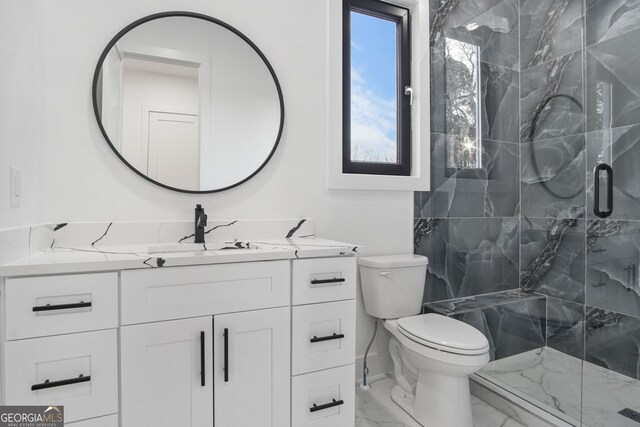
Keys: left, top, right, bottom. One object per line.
{"left": 10, "top": 167, "right": 22, "bottom": 208}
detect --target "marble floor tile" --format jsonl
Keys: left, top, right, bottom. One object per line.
{"left": 355, "top": 376, "right": 525, "bottom": 427}
{"left": 480, "top": 346, "right": 640, "bottom": 427}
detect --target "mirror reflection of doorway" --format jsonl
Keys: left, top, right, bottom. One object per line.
{"left": 146, "top": 110, "right": 199, "bottom": 189}
{"left": 119, "top": 57, "right": 201, "bottom": 188}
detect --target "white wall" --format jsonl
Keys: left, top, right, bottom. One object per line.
{"left": 0, "top": 1, "right": 45, "bottom": 228}
{"left": 0, "top": 0, "right": 414, "bottom": 378}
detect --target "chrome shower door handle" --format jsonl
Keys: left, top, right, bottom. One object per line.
{"left": 593, "top": 163, "right": 613, "bottom": 218}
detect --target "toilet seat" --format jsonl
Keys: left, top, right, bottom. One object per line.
{"left": 397, "top": 314, "right": 489, "bottom": 356}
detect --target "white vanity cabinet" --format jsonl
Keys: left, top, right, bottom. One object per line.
{"left": 120, "top": 317, "right": 214, "bottom": 427}
{"left": 0, "top": 255, "right": 358, "bottom": 427}
{"left": 290, "top": 257, "right": 357, "bottom": 427}
{"left": 213, "top": 307, "right": 291, "bottom": 427}
{"left": 2, "top": 273, "right": 119, "bottom": 424}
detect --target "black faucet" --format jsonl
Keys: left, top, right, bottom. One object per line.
{"left": 195, "top": 204, "right": 208, "bottom": 243}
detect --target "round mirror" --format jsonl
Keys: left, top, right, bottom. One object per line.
{"left": 92, "top": 12, "right": 284, "bottom": 193}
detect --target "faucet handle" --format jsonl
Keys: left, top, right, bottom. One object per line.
{"left": 198, "top": 213, "right": 208, "bottom": 228}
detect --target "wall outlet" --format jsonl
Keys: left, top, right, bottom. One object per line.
{"left": 9, "top": 167, "right": 22, "bottom": 208}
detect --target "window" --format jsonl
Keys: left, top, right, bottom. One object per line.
{"left": 343, "top": 0, "right": 411, "bottom": 176}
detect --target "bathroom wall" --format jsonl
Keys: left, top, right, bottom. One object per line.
{"left": 417, "top": 0, "right": 640, "bottom": 389}
{"left": 0, "top": 2, "right": 45, "bottom": 228}
{"left": 0, "top": 0, "right": 415, "bottom": 380}
{"left": 415, "top": 0, "right": 546, "bottom": 360}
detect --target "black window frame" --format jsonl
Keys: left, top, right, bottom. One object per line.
{"left": 343, "top": 0, "right": 411, "bottom": 176}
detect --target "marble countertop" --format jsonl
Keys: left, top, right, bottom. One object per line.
{"left": 0, "top": 219, "right": 361, "bottom": 277}
{"left": 0, "top": 237, "right": 360, "bottom": 277}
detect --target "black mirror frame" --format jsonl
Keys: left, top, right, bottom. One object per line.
{"left": 92, "top": 11, "right": 285, "bottom": 194}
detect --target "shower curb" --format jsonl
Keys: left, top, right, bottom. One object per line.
{"left": 471, "top": 374, "right": 576, "bottom": 427}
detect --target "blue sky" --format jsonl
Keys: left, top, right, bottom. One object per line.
{"left": 350, "top": 11, "right": 398, "bottom": 163}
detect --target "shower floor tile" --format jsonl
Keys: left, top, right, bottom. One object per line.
{"left": 480, "top": 347, "right": 640, "bottom": 427}
{"left": 355, "top": 376, "right": 525, "bottom": 427}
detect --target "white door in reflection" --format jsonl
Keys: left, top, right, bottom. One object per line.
{"left": 147, "top": 111, "right": 200, "bottom": 189}
{"left": 119, "top": 57, "right": 201, "bottom": 186}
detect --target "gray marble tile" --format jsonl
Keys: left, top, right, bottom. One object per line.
{"left": 431, "top": 48, "right": 519, "bottom": 141}
{"left": 430, "top": 0, "right": 508, "bottom": 47}
{"left": 519, "top": 0, "right": 583, "bottom": 70}
{"left": 456, "top": 297, "right": 546, "bottom": 361}
{"left": 586, "top": 27, "right": 640, "bottom": 132}
{"left": 481, "top": 63, "right": 520, "bottom": 143}
{"left": 520, "top": 217, "right": 585, "bottom": 303}
{"left": 415, "top": 218, "right": 520, "bottom": 302}
{"left": 520, "top": 135, "right": 585, "bottom": 219}
{"left": 520, "top": 52, "right": 584, "bottom": 143}
{"left": 413, "top": 192, "right": 424, "bottom": 219}
{"left": 417, "top": 134, "right": 519, "bottom": 218}
{"left": 429, "top": 47, "right": 448, "bottom": 134}
{"left": 439, "top": 0, "right": 520, "bottom": 70}
{"left": 586, "top": 0, "right": 640, "bottom": 46}
{"left": 586, "top": 125, "right": 640, "bottom": 220}
{"left": 585, "top": 307, "right": 640, "bottom": 380}
{"left": 587, "top": 220, "right": 640, "bottom": 318}
{"left": 546, "top": 297, "right": 584, "bottom": 359}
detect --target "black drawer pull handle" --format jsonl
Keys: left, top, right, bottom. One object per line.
{"left": 223, "top": 328, "right": 229, "bottom": 383}
{"left": 31, "top": 374, "right": 91, "bottom": 391}
{"left": 310, "top": 278, "right": 345, "bottom": 285}
{"left": 310, "top": 333, "right": 345, "bottom": 343}
{"left": 200, "top": 331, "right": 206, "bottom": 387}
{"left": 593, "top": 163, "right": 613, "bottom": 218}
{"left": 33, "top": 301, "right": 92, "bottom": 312}
{"left": 310, "top": 399, "right": 344, "bottom": 413}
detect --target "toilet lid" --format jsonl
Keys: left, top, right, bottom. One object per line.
{"left": 397, "top": 314, "right": 489, "bottom": 355}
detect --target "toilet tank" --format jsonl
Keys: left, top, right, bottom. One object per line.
{"left": 358, "top": 254, "right": 428, "bottom": 319}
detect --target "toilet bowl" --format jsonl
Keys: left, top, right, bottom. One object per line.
{"left": 358, "top": 255, "right": 490, "bottom": 427}
{"left": 384, "top": 315, "right": 489, "bottom": 426}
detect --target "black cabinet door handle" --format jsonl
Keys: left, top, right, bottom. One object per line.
{"left": 31, "top": 374, "right": 90, "bottom": 391}
{"left": 223, "top": 328, "right": 229, "bottom": 383}
{"left": 310, "top": 399, "right": 344, "bottom": 413}
{"left": 310, "top": 278, "right": 345, "bottom": 285}
{"left": 32, "top": 301, "right": 92, "bottom": 312}
{"left": 310, "top": 333, "right": 345, "bottom": 343}
{"left": 200, "top": 331, "right": 205, "bottom": 387}
{"left": 594, "top": 163, "right": 613, "bottom": 218}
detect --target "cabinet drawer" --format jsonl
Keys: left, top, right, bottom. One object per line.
{"left": 292, "top": 300, "right": 356, "bottom": 375}
{"left": 121, "top": 260, "right": 290, "bottom": 325}
{"left": 291, "top": 365, "right": 355, "bottom": 427}
{"left": 4, "top": 329, "right": 118, "bottom": 423}
{"left": 66, "top": 414, "right": 118, "bottom": 427}
{"left": 5, "top": 273, "right": 118, "bottom": 340}
{"left": 292, "top": 257, "right": 356, "bottom": 305}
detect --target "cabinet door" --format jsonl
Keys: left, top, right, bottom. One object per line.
{"left": 214, "top": 307, "right": 290, "bottom": 427}
{"left": 121, "top": 317, "right": 213, "bottom": 427}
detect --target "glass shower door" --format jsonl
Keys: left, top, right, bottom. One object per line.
{"left": 583, "top": 1, "right": 640, "bottom": 425}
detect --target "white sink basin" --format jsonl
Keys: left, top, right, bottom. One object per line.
{"left": 147, "top": 242, "right": 257, "bottom": 254}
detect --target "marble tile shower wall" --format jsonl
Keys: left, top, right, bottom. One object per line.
{"left": 417, "top": 0, "right": 529, "bottom": 360}
{"left": 417, "top": 0, "right": 640, "bottom": 381}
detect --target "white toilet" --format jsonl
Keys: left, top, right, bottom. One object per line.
{"left": 359, "top": 254, "right": 490, "bottom": 427}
